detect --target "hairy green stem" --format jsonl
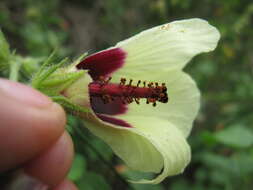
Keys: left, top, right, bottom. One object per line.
{"left": 9, "top": 60, "right": 20, "bottom": 81}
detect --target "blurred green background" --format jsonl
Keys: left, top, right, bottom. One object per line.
{"left": 0, "top": 0, "right": 253, "bottom": 189}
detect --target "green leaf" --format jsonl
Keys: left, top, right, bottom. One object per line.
{"left": 86, "top": 138, "right": 113, "bottom": 162}
{"left": 0, "top": 29, "right": 11, "bottom": 70}
{"left": 77, "top": 172, "right": 111, "bottom": 190}
{"left": 209, "top": 170, "right": 230, "bottom": 186}
{"left": 170, "top": 179, "right": 192, "bottom": 190}
{"left": 230, "top": 152, "right": 253, "bottom": 177}
{"left": 123, "top": 170, "right": 165, "bottom": 190}
{"left": 214, "top": 125, "right": 253, "bottom": 148}
{"left": 131, "top": 183, "right": 164, "bottom": 190}
{"left": 202, "top": 153, "right": 233, "bottom": 173}
{"left": 20, "top": 56, "right": 42, "bottom": 76}
{"left": 0, "top": 29, "right": 10, "bottom": 59}
{"left": 202, "top": 152, "right": 253, "bottom": 177}
{"left": 68, "top": 154, "right": 86, "bottom": 181}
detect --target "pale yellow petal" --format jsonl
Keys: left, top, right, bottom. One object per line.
{"left": 113, "top": 18, "right": 220, "bottom": 76}
{"left": 81, "top": 112, "right": 190, "bottom": 184}
{"left": 124, "top": 117, "right": 191, "bottom": 184}
{"left": 82, "top": 112, "right": 164, "bottom": 173}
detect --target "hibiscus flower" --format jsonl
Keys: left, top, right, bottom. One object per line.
{"left": 40, "top": 18, "right": 220, "bottom": 184}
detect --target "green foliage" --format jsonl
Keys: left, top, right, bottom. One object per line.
{"left": 0, "top": 29, "right": 10, "bottom": 66}
{"left": 77, "top": 172, "right": 111, "bottom": 190}
{"left": 0, "top": 0, "right": 253, "bottom": 189}
{"left": 214, "top": 125, "right": 253, "bottom": 148}
{"left": 0, "top": 0, "right": 69, "bottom": 57}
{"left": 68, "top": 153, "right": 87, "bottom": 181}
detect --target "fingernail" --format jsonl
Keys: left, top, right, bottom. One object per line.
{"left": 0, "top": 79, "right": 52, "bottom": 108}
{"left": 6, "top": 172, "right": 49, "bottom": 190}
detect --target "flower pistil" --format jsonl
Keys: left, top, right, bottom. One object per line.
{"left": 89, "top": 77, "right": 168, "bottom": 106}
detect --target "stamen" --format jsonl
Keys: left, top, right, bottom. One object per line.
{"left": 120, "top": 78, "right": 126, "bottom": 85}
{"left": 137, "top": 80, "right": 141, "bottom": 87}
{"left": 134, "top": 98, "right": 140, "bottom": 104}
{"left": 128, "top": 79, "right": 133, "bottom": 86}
{"left": 89, "top": 77, "right": 169, "bottom": 106}
{"left": 106, "top": 76, "right": 112, "bottom": 83}
{"left": 148, "top": 82, "right": 153, "bottom": 88}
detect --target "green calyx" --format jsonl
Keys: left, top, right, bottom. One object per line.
{"left": 31, "top": 51, "right": 90, "bottom": 114}
{"left": 0, "top": 30, "right": 90, "bottom": 115}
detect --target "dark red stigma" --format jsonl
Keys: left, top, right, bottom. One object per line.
{"left": 89, "top": 77, "right": 168, "bottom": 107}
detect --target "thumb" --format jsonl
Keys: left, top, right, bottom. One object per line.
{"left": 0, "top": 78, "right": 66, "bottom": 172}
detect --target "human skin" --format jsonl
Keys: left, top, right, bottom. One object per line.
{"left": 0, "top": 78, "right": 78, "bottom": 190}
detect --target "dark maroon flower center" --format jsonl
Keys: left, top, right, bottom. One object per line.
{"left": 76, "top": 47, "right": 168, "bottom": 128}
{"left": 77, "top": 48, "right": 126, "bottom": 80}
